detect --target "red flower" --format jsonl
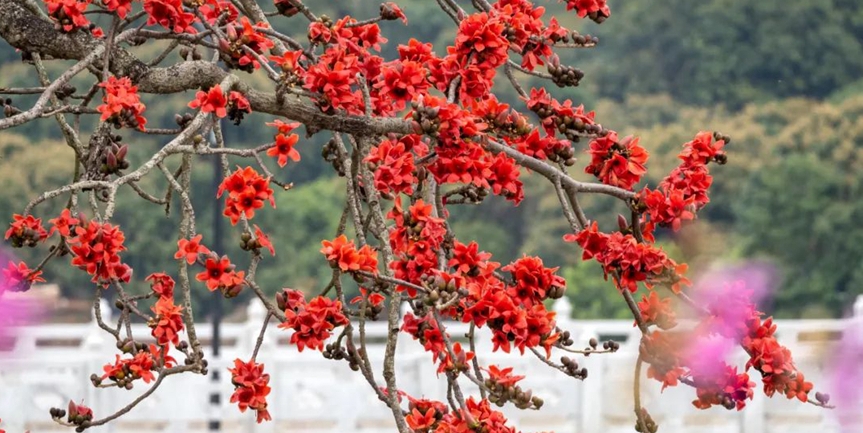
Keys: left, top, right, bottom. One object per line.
{"left": 270, "top": 133, "right": 301, "bottom": 165}
{"left": 503, "top": 255, "right": 565, "bottom": 307}
{"left": 150, "top": 297, "right": 184, "bottom": 346}
{"left": 561, "top": 0, "right": 610, "bottom": 23}
{"left": 454, "top": 13, "right": 508, "bottom": 70}
{"left": 320, "top": 235, "right": 378, "bottom": 273}
{"left": 98, "top": 76, "right": 147, "bottom": 129}
{"left": 143, "top": 0, "right": 197, "bottom": 33}
{"left": 220, "top": 18, "right": 275, "bottom": 71}
{"left": 199, "top": 0, "right": 238, "bottom": 24}
{"left": 229, "top": 359, "right": 272, "bottom": 423}
{"left": 189, "top": 85, "right": 228, "bottom": 118}
{"left": 227, "top": 91, "right": 251, "bottom": 125}
{"left": 253, "top": 225, "right": 275, "bottom": 256}
{"left": 641, "top": 187, "right": 696, "bottom": 232}
{"left": 102, "top": 0, "right": 133, "bottom": 18}
{"left": 218, "top": 167, "right": 275, "bottom": 225}
{"left": 278, "top": 294, "right": 349, "bottom": 352}
{"left": 49, "top": 209, "right": 80, "bottom": 237}
{"left": 638, "top": 291, "right": 676, "bottom": 330}
{"left": 196, "top": 255, "right": 243, "bottom": 292}
{"left": 483, "top": 365, "right": 525, "bottom": 387}
{"left": 380, "top": 2, "right": 407, "bottom": 24}
{"left": 364, "top": 137, "right": 416, "bottom": 196}
{"left": 585, "top": 131, "right": 649, "bottom": 190}
{"left": 487, "top": 152, "right": 524, "bottom": 204}
{"left": 2, "top": 261, "right": 45, "bottom": 293}
{"left": 67, "top": 400, "right": 94, "bottom": 425}
{"left": 174, "top": 234, "right": 210, "bottom": 265}
{"left": 374, "top": 60, "right": 429, "bottom": 112}
{"left": 146, "top": 273, "right": 175, "bottom": 299}
{"left": 68, "top": 220, "right": 132, "bottom": 286}
{"left": 350, "top": 287, "right": 386, "bottom": 306}
{"left": 406, "top": 407, "right": 437, "bottom": 432}
{"left": 45, "top": 0, "right": 94, "bottom": 33}
{"left": 5, "top": 214, "right": 48, "bottom": 248}
{"left": 270, "top": 50, "right": 306, "bottom": 73}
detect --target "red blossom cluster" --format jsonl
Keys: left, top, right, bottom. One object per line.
{"left": 584, "top": 131, "right": 649, "bottom": 190}
{"left": 143, "top": 0, "right": 197, "bottom": 34}
{"left": 277, "top": 289, "right": 349, "bottom": 352}
{"left": 67, "top": 216, "right": 133, "bottom": 287}
{"left": 566, "top": 222, "right": 688, "bottom": 293}
{"left": 560, "top": 0, "right": 610, "bottom": 23}
{"left": 101, "top": 344, "right": 175, "bottom": 387}
{"left": 145, "top": 272, "right": 185, "bottom": 346}
{"left": 200, "top": 0, "right": 238, "bottom": 25}
{"left": 637, "top": 283, "right": 816, "bottom": 410}
{"left": 266, "top": 119, "right": 302, "bottom": 167}
{"left": 98, "top": 76, "right": 147, "bottom": 130}
{"left": 2, "top": 261, "right": 45, "bottom": 293}
{"left": 228, "top": 359, "right": 272, "bottom": 423}
{"left": 637, "top": 131, "right": 727, "bottom": 231}
{"left": 436, "top": 397, "right": 517, "bottom": 433}
{"left": 218, "top": 18, "right": 275, "bottom": 72}
{"left": 320, "top": 234, "right": 378, "bottom": 273}
{"left": 364, "top": 135, "right": 426, "bottom": 196}
{"left": 401, "top": 312, "right": 475, "bottom": 374}
{"left": 388, "top": 198, "right": 447, "bottom": 294}
{"left": 44, "top": 0, "right": 101, "bottom": 35}
{"left": 5, "top": 214, "right": 48, "bottom": 248}
{"left": 217, "top": 166, "right": 275, "bottom": 225}
{"left": 150, "top": 296, "right": 184, "bottom": 346}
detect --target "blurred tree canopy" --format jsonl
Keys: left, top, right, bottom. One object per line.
{"left": 1, "top": 0, "right": 862, "bottom": 319}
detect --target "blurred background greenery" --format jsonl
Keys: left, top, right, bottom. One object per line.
{"left": 1, "top": 0, "right": 862, "bottom": 320}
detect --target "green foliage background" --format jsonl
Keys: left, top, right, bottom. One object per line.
{"left": 1, "top": 0, "right": 862, "bottom": 319}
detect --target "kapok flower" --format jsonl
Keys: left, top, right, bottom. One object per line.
{"left": 320, "top": 235, "right": 378, "bottom": 273}
{"left": 2, "top": 261, "right": 45, "bottom": 293}
{"left": 188, "top": 85, "right": 228, "bottom": 118}
{"left": 174, "top": 234, "right": 210, "bottom": 265}
{"left": 150, "top": 297, "right": 184, "bottom": 347}
{"left": 229, "top": 359, "right": 272, "bottom": 423}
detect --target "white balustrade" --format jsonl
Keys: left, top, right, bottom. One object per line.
{"left": 0, "top": 295, "right": 861, "bottom": 433}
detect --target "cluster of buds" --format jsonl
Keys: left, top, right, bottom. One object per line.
{"left": 546, "top": 141, "right": 577, "bottom": 166}
{"left": 547, "top": 55, "right": 584, "bottom": 88}
{"left": 174, "top": 112, "right": 195, "bottom": 130}
{"left": 485, "top": 108, "right": 532, "bottom": 139}
{"left": 274, "top": 0, "right": 300, "bottom": 17}
{"left": 323, "top": 342, "right": 362, "bottom": 372}
{"left": 586, "top": 337, "right": 620, "bottom": 354}
{"left": 560, "top": 356, "right": 588, "bottom": 379}
{"left": 409, "top": 100, "right": 441, "bottom": 138}
{"left": 814, "top": 392, "right": 831, "bottom": 406}
{"left": 321, "top": 138, "right": 347, "bottom": 177}
{"left": 98, "top": 141, "right": 130, "bottom": 175}
{"left": 557, "top": 330, "right": 575, "bottom": 346}
{"left": 711, "top": 131, "right": 731, "bottom": 164}
{"left": 239, "top": 231, "right": 264, "bottom": 252}
{"left": 115, "top": 338, "right": 147, "bottom": 354}
{"left": 177, "top": 46, "right": 203, "bottom": 61}
{"left": 587, "top": 9, "right": 609, "bottom": 25}
{"left": 553, "top": 115, "right": 606, "bottom": 143}
{"left": 421, "top": 274, "right": 461, "bottom": 307}
{"left": 634, "top": 409, "right": 658, "bottom": 433}
{"left": 485, "top": 379, "right": 544, "bottom": 410}
{"left": 55, "top": 400, "right": 93, "bottom": 429}
{"left": 446, "top": 184, "right": 489, "bottom": 205}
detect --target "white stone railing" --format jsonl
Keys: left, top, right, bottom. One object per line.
{"left": 1, "top": 295, "right": 861, "bottom": 433}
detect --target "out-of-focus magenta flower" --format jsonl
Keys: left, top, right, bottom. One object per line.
{"left": 828, "top": 298, "right": 863, "bottom": 431}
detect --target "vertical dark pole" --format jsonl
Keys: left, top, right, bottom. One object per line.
{"left": 209, "top": 135, "right": 223, "bottom": 432}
